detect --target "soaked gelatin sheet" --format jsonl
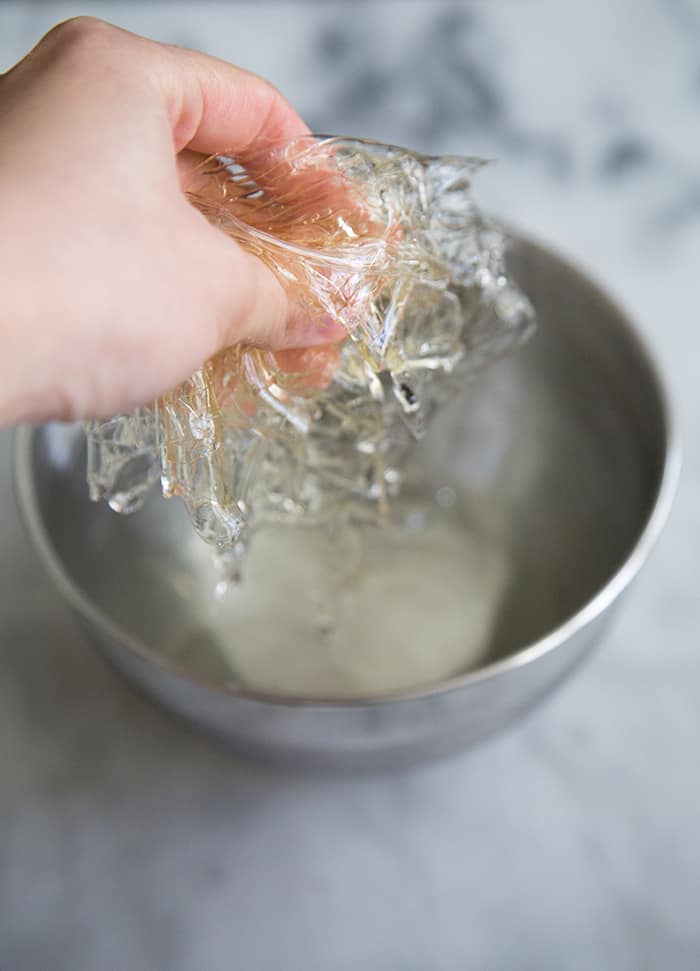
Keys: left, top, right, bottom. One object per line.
{"left": 85, "top": 136, "right": 534, "bottom": 576}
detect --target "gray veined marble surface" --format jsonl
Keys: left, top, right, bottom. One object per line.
{"left": 1, "top": 1, "right": 699, "bottom": 968}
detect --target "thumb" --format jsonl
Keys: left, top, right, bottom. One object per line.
{"left": 201, "top": 218, "right": 347, "bottom": 352}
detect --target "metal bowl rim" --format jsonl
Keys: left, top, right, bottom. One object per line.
{"left": 12, "top": 237, "right": 682, "bottom": 709}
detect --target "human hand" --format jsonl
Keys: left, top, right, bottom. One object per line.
{"left": 0, "top": 17, "right": 344, "bottom": 426}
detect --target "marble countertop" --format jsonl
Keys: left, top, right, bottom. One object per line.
{"left": 1, "top": 2, "right": 699, "bottom": 968}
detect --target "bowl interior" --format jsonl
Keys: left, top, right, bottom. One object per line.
{"left": 22, "top": 241, "right": 669, "bottom": 699}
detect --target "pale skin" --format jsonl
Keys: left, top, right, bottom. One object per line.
{"left": 0, "top": 17, "right": 345, "bottom": 427}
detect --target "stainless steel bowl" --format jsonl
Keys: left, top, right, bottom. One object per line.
{"left": 13, "top": 238, "right": 680, "bottom": 770}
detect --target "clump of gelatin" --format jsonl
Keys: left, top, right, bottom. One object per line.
{"left": 85, "top": 136, "right": 534, "bottom": 580}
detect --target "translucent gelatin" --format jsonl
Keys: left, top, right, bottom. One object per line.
{"left": 86, "top": 136, "right": 534, "bottom": 571}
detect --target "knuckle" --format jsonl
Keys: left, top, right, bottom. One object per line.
{"left": 41, "top": 16, "right": 119, "bottom": 60}
{"left": 45, "top": 16, "right": 109, "bottom": 43}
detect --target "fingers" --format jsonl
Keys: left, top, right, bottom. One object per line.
{"left": 16, "top": 17, "right": 309, "bottom": 159}
{"left": 163, "top": 54, "right": 351, "bottom": 361}
{"left": 154, "top": 39, "right": 310, "bottom": 156}
{"left": 27, "top": 18, "right": 342, "bottom": 359}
